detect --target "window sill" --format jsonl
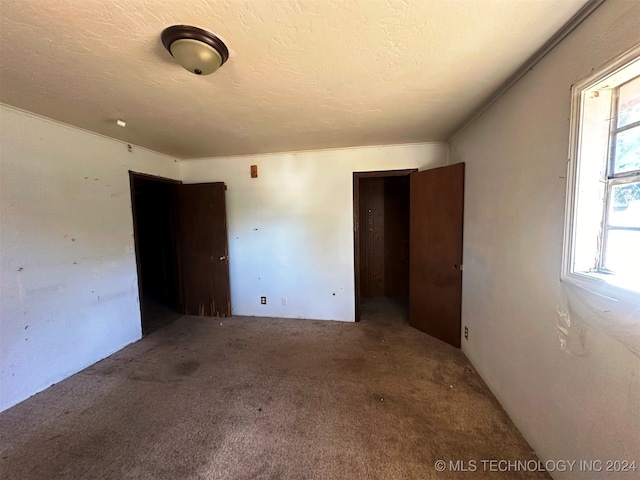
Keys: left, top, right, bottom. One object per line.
{"left": 562, "top": 271, "right": 640, "bottom": 301}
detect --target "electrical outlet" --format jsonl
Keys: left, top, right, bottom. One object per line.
{"left": 281, "top": 297, "right": 287, "bottom": 306}
{"left": 464, "top": 326, "right": 469, "bottom": 340}
{"left": 261, "top": 296, "right": 267, "bottom": 305}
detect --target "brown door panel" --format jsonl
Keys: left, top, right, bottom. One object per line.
{"left": 409, "top": 163, "right": 464, "bottom": 347}
{"left": 176, "top": 183, "right": 232, "bottom": 317}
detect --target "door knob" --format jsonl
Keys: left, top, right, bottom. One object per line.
{"left": 219, "top": 256, "right": 227, "bottom": 261}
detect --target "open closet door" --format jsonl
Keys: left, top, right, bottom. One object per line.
{"left": 409, "top": 163, "right": 464, "bottom": 347}
{"left": 176, "top": 182, "right": 232, "bottom": 317}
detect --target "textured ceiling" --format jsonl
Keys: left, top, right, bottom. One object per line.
{"left": 0, "top": 0, "right": 588, "bottom": 159}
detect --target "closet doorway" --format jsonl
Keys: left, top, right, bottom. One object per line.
{"left": 353, "top": 169, "right": 415, "bottom": 325}
{"left": 353, "top": 164, "right": 465, "bottom": 348}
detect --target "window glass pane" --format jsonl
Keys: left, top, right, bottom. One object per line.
{"left": 614, "top": 125, "right": 640, "bottom": 174}
{"left": 603, "top": 230, "right": 640, "bottom": 277}
{"left": 608, "top": 182, "right": 640, "bottom": 227}
{"left": 617, "top": 75, "right": 640, "bottom": 128}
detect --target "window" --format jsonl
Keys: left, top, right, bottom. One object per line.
{"left": 564, "top": 45, "right": 640, "bottom": 293}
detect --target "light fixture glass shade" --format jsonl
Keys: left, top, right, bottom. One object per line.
{"left": 170, "top": 39, "right": 223, "bottom": 75}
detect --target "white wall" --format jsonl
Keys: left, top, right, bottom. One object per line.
{"left": 0, "top": 105, "right": 180, "bottom": 412}
{"left": 449, "top": 1, "right": 640, "bottom": 478}
{"left": 181, "top": 143, "right": 448, "bottom": 322}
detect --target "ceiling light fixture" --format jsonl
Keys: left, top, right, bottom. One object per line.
{"left": 161, "top": 25, "right": 229, "bottom": 76}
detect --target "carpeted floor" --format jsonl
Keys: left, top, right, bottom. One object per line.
{"left": 0, "top": 298, "right": 549, "bottom": 479}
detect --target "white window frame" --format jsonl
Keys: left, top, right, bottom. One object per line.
{"left": 563, "top": 43, "right": 640, "bottom": 297}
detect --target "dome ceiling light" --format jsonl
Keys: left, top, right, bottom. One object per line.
{"left": 161, "top": 25, "right": 229, "bottom": 76}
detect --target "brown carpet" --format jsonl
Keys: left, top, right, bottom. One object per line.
{"left": 0, "top": 298, "right": 549, "bottom": 479}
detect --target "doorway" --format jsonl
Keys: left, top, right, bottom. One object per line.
{"left": 353, "top": 164, "right": 465, "bottom": 348}
{"left": 353, "top": 169, "right": 416, "bottom": 324}
{"left": 130, "top": 173, "right": 233, "bottom": 334}
{"left": 130, "top": 172, "right": 182, "bottom": 335}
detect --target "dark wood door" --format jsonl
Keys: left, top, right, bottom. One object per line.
{"left": 176, "top": 182, "right": 231, "bottom": 317}
{"left": 409, "top": 163, "right": 464, "bottom": 347}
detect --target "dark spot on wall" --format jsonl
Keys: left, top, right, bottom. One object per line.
{"left": 71, "top": 238, "right": 75, "bottom": 242}
{"left": 18, "top": 267, "right": 23, "bottom": 271}
{"left": 24, "top": 325, "right": 28, "bottom": 330}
